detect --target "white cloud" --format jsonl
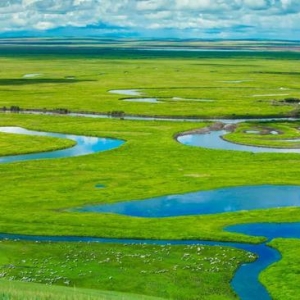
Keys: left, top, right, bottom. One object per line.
{"left": 0, "top": 0, "right": 299, "bottom": 39}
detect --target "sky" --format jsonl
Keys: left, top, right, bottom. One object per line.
{"left": 0, "top": 0, "right": 300, "bottom": 40}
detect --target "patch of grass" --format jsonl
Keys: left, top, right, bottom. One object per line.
{"left": 0, "top": 131, "right": 75, "bottom": 157}
{"left": 0, "top": 279, "right": 162, "bottom": 300}
{"left": 260, "top": 239, "right": 300, "bottom": 300}
{"left": 224, "top": 122, "right": 300, "bottom": 148}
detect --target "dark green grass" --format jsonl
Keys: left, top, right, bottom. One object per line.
{"left": 0, "top": 240, "right": 253, "bottom": 300}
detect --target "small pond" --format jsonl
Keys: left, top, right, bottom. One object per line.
{"left": 108, "top": 89, "right": 142, "bottom": 96}
{"left": 122, "top": 98, "right": 160, "bottom": 103}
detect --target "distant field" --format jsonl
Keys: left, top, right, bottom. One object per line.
{"left": 0, "top": 41, "right": 299, "bottom": 118}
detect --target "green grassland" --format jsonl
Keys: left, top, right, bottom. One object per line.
{"left": 1, "top": 44, "right": 300, "bottom": 299}
{"left": 0, "top": 47, "right": 300, "bottom": 118}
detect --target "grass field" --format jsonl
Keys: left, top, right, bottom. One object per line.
{"left": 0, "top": 43, "right": 300, "bottom": 119}
{"left": 0, "top": 41, "right": 300, "bottom": 299}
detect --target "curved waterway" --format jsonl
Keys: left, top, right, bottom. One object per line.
{"left": 0, "top": 126, "right": 124, "bottom": 163}
{"left": 1, "top": 222, "right": 300, "bottom": 300}
{"left": 177, "top": 130, "right": 300, "bottom": 153}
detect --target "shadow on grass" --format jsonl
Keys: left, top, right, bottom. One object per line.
{"left": 0, "top": 78, "right": 95, "bottom": 86}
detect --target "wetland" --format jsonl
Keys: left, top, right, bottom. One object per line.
{"left": 1, "top": 42, "right": 300, "bottom": 299}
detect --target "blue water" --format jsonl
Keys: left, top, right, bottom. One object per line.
{"left": 76, "top": 185, "right": 300, "bottom": 217}
{"left": 225, "top": 223, "right": 300, "bottom": 300}
{"left": 95, "top": 184, "right": 106, "bottom": 188}
{"left": 226, "top": 223, "right": 300, "bottom": 240}
{"left": 177, "top": 130, "right": 300, "bottom": 153}
{"left": 0, "top": 126, "right": 124, "bottom": 163}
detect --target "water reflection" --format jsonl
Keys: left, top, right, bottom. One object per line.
{"left": 76, "top": 185, "right": 300, "bottom": 217}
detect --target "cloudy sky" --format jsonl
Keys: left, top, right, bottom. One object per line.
{"left": 1, "top": 0, "right": 300, "bottom": 40}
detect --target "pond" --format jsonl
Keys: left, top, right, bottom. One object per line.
{"left": 75, "top": 185, "right": 300, "bottom": 217}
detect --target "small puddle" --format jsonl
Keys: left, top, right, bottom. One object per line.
{"left": 218, "top": 80, "right": 251, "bottom": 83}
{"left": 245, "top": 130, "right": 279, "bottom": 135}
{"left": 172, "top": 97, "right": 214, "bottom": 102}
{"left": 109, "top": 89, "right": 142, "bottom": 96}
{"left": 252, "top": 94, "right": 289, "bottom": 97}
{"left": 245, "top": 130, "right": 260, "bottom": 134}
{"left": 122, "top": 98, "right": 160, "bottom": 103}
{"left": 95, "top": 184, "right": 105, "bottom": 189}
{"left": 22, "top": 73, "right": 42, "bottom": 78}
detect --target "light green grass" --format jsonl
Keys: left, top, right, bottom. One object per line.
{"left": 0, "top": 132, "right": 75, "bottom": 156}
{"left": 0, "top": 279, "right": 163, "bottom": 300}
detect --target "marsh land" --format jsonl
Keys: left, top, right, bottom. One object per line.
{"left": 0, "top": 39, "right": 300, "bottom": 300}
